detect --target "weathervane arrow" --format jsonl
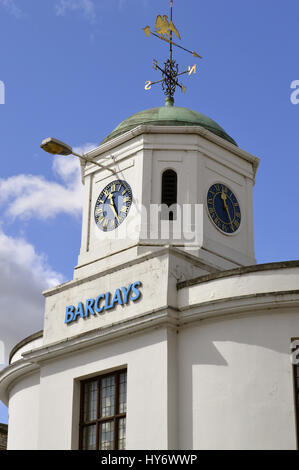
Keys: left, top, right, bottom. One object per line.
{"left": 142, "top": 0, "right": 202, "bottom": 103}
{"left": 142, "top": 27, "right": 202, "bottom": 59}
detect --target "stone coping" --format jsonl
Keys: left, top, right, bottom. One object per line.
{"left": 85, "top": 125, "right": 260, "bottom": 180}
{"left": 9, "top": 331, "right": 43, "bottom": 365}
{"left": 177, "top": 260, "right": 299, "bottom": 290}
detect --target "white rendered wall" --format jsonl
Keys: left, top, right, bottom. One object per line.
{"left": 178, "top": 310, "right": 299, "bottom": 450}
{"left": 36, "top": 328, "right": 175, "bottom": 450}
{"left": 7, "top": 372, "right": 40, "bottom": 450}
{"left": 149, "top": 133, "right": 255, "bottom": 266}
{"left": 4, "top": 304, "right": 299, "bottom": 450}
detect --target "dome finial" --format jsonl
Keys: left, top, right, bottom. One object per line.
{"left": 165, "top": 97, "right": 174, "bottom": 107}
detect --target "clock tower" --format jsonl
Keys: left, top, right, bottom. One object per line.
{"left": 74, "top": 103, "right": 259, "bottom": 282}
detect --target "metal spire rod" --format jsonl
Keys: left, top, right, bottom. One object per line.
{"left": 169, "top": 0, "right": 173, "bottom": 64}
{"left": 143, "top": 0, "right": 202, "bottom": 102}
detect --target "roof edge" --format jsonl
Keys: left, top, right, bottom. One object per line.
{"left": 100, "top": 106, "right": 238, "bottom": 147}
{"left": 101, "top": 119, "right": 237, "bottom": 147}
{"left": 177, "top": 260, "right": 299, "bottom": 290}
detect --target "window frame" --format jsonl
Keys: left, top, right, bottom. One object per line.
{"left": 161, "top": 168, "right": 178, "bottom": 221}
{"left": 79, "top": 369, "right": 127, "bottom": 450}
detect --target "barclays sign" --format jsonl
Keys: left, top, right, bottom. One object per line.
{"left": 65, "top": 281, "right": 142, "bottom": 324}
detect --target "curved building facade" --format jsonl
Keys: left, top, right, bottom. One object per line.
{"left": 1, "top": 105, "right": 299, "bottom": 450}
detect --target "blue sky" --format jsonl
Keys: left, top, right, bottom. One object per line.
{"left": 0, "top": 0, "right": 298, "bottom": 424}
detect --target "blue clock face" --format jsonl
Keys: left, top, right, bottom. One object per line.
{"left": 207, "top": 183, "right": 241, "bottom": 234}
{"left": 94, "top": 180, "right": 133, "bottom": 232}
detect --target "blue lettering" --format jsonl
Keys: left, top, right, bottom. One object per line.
{"left": 65, "top": 305, "right": 75, "bottom": 324}
{"left": 130, "top": 281, "right": 142, "bottom": 302}
{"left": 73, "top": 302, "right": 85, "bottom": 321}
{"left": 111, "top": 288, "right": 123, "bottom": 307}
{"left": 104, "top": 292, "right": 114, "bottom": 310}
{"left": 121, "top": 284, "right": 132, "bottom": 304}
{"left": 64, "top": 282, "right": 143, "bottom": 323}
{"left": 85, "top": 298, "right": 95, "bottom": 317}
{"left": 94, "top": 294, "right": 105, "bottom": 314}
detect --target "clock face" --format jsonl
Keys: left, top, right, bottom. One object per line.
{"left": 94, "top": 180, "right": 133, "bottom": 232}
{"left": 207, "top": 183, "right": 241, "bottom": 234}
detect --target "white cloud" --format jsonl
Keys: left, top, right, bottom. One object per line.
{"left": 0, "top": 227, "right": 64, "bottom": 363}
{"left": 55, "top": 0, "right": 96, "bottom": 22}
{"left": 0, "top": 144, "right": 96, "bottom": 221}
{"left": 0, "top": 143, "right": 96, "bottom": 365}
{"left": 0, "top": 0, "right": 23, "bottom": 18}
{"left": 0, "top": 173, "right": 81, "bottom": 220}
{"left": 0, "top": 143, "right": 96, "bottom": 363}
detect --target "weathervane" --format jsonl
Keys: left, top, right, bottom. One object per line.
{"left": 142, "top": 0, "right": 202, "bottom": 104}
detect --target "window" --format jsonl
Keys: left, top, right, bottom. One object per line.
{"left": 292, "top": 340, "right": 299, "bottom": 448}
{"left": 79, "top": 369, "right": 127, "bottom": 450}
{"left": 161, "top": 169, "right": 177, "bottom": 221}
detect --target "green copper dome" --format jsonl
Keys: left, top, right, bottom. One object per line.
{"left": 101, "top": 106, "right": 237, "bottom": 146}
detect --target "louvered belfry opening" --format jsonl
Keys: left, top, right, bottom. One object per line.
{"left": 161, "top": 169, "right": 177, "bottom": 221}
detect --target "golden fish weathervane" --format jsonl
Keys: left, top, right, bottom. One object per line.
{"left": 143, "top": 0, "right": 202, "bottom": 103}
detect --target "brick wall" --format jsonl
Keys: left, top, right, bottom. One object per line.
{"left": 0, "top": 424, "right": 8, "bottom": 450}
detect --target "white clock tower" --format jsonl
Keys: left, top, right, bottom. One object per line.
{"left": 75, "top": 103, "right": 259, "bottom": 283}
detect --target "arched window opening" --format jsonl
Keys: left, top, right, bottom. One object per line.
{"left": 161, "top": 169, "right": 177, "bottom": 221}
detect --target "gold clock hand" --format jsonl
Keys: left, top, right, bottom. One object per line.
{"left": 221, "top": 191, "right": 234, "bottom": 231}
{"left": 108, "top": 194, "right": 119, "bottom": 222}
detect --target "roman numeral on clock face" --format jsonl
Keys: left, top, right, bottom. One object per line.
{"left": 120, "top": 206, "right": 129, "bottom": 214}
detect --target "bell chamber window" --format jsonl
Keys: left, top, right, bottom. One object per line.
{"left": 161, "top": 169, "right": 178, "bottom": 221}
{"left": 79, "top": 369, "right": 127, "bottom": 450}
